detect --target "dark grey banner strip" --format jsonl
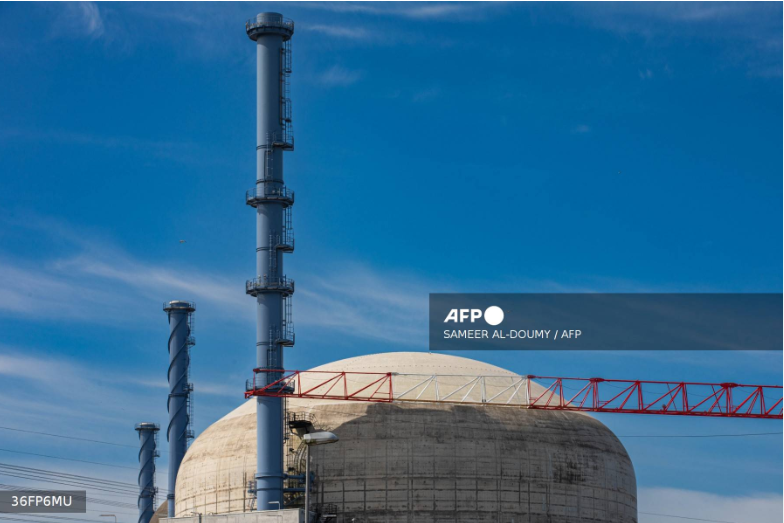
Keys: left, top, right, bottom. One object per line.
{"left": 429, "top": 293, "right": 782, "bottom": 351}
{"left": 0, "top": 490, "right": 87, "bottom": 513}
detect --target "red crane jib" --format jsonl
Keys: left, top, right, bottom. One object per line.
{"left": 244, "top": 369, "right": 783, "bottom": 420}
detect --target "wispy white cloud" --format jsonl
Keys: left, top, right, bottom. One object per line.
{"left": 0, "top": 215, "right": 249, "bottom": 332}
{"left": 0, "top": 127, "right": 212, "bottom": 165}
{"left": 639, "top": 68, "right": 654, "bottom": 80}
{"left": 412, "top": 87, "right": 441, "bottom": 102}
{"left": 0, "top": 348, "right": 158, "bottom": 427}
{"left": 605, "top": 3, "right": 758, "bottom": 25}
{"left": 638, "top": 487, "right": 782, "bottom": 523}
{"left": 317, "top": 65, "right": 363, "bottom": 87}
{"left": 57, "top": 252, "right": 244, "bottom": 311}
{"left": 300, "top": 2, "right": 493, "bottom": 21}
{"left": 0, "top": 250, "right": 245, "bottom": 328}
{"left": 39, "top": 2, "right": 243, "bottom": 59}
{"left": 119, "top": 376, "right": 238, "bottom": 398}
{"left": 392, "top": 3, "right": 481, "bottom": 20}
{"left": 304, "top": 24, "right": 371, "bottom": 40}
{"left": 0, "top": 353, "right": 62, "bottom": 382}
{"left": 0, "top": 218, "right": 427, "bottom": 346}
{"left": 0, "top": 256, "right": 135, "bottom": 320}
{"left": 571, "top": 124, "right": 591, "bottom": 134}
{"left": 573, "top": 2, "right": 761, "bottom": 36}
{"left": 298, "top": 263, "right": 433, "bottom": 346}
{"left": 569, "top": 2, "right": 782, "bottom": 77}
{"left": 53, "top": 2, "right": 105, "bottom": 40}
{"left": 79, "top": 2, "right": 105, "bottom": 38}
{"left": 127, "top": 5, "right": 205, "bottom": 27}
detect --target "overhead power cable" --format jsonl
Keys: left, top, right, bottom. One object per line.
{"left": 0, "top": 470, "right": 137, "bottom": 497}
{"left": 0, "top": 474, "right": 134, "bottom": 497}
{"left": 0, "top": 463, "right": 170, "bottom": 494}
{"left": 639, "top": 511, "right": 744, "bottom": 523}
{"left": 0, "top": 464, "right": 140, "bottom": 489}
{"left": 0, "top": 466, "right": 139, "bottom": 491}
{"left": 0, "top": 427, "right": 155, "bottom": 452}
{"left": 0, "top": 449, "right": 136, "bottom": 471}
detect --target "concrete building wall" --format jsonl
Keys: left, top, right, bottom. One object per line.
{"left": 309, "top": 402, "right": 635, "bottom": 523}
{"left": 151, "top": 501, "right": 168, "bottom": 523}
{"left": 174, "top": 353, "right": 637, "bottom": 523}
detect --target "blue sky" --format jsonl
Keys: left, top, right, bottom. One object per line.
{"left": 0, "top": 2, "right": 781, "bottom": 523}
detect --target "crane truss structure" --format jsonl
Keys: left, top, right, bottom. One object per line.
{"left": 245, "top": 369, "right": 783, "bottom": 420}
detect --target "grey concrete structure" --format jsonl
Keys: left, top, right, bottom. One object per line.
{"left": 135, "top": 422, "right": 160, "bottom": 523}
{"left": 150, "top": 501, "right": 168, "bottom": 523}
{"left": 164, "top": 300, "right": 196, "bottom": 517}
{"left": 173, "top": 353, "right": 637, "bottom": 523}
{"left": 162, "top": 510, "right": 303, "bottom": 523}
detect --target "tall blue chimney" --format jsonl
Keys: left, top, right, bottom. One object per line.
{"left": 245, "top": 13, "right": 296, "bottom": 511}
{"left": 163, "top": 300, "right": 195, "bottom": 517}
{"left": 135, "top": 422, "right": 159, "bottom": 523}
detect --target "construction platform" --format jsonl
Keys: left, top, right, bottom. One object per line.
{"left": 162, "top": 510, "right": 303, "bottom": 523}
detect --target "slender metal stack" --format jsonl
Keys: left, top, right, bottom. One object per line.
{"left": 135, "top": 422, "right": 160, "bottom": 523}
{"left": 164, "top": 300, "right": 196, "bottom": 517}
{"left": 245, "top": 12, "right": 296, "bottom": 512}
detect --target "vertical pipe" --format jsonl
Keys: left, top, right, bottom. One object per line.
{"left": 305, "top": 444, "right": 310, "bottom": 523}
{"left": 255, "top": 18, "right": 284, "bottom": 513}
{"left": 304, "top": 444, "right": 311, "bottom": 523}
{"left": 164, "top": 300, "right": 195, "bottom": 517}
{"left": 135, "top": 423, "right": 159, "bottom": 523}
{"left": 245, "top": 13, "right": 295, "bottom": 511}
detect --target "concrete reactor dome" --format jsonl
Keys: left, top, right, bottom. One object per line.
{"left": 174, "top": 352, "right": 637, "bottom": 522}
